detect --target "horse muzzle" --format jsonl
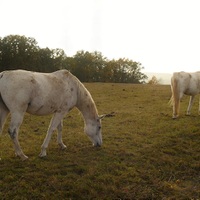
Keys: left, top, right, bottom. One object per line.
{"left": 93, "top": 143, "right": 101, "bottom": 147}
{"left": 93, "top": 139, "right": 102, "bottom": 147}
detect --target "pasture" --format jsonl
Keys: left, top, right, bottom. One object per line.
{"left": 0, "top": 83, "right": 200, "bottom": 199}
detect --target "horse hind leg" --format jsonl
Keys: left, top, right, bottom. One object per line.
{"left": 9, "top": 112, "right": 28, "bottom": 161}
{"left": 173, "top": 96, "right": 181, "bottom": 119}
{"left": 0, "top": 97, "right": 9, "bottom": 134}
{"left": 198, "top": 96, "right": 200, "bottom": 115}
{"left": 57, "top": 120, "right": 67, "bottom": 149}
{"left": 186, "top": 96, "right": 195, "bottom": 115}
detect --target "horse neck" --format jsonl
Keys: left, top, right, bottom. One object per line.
{"left": 76, "top": 83, "right": 98, "bottom": 123}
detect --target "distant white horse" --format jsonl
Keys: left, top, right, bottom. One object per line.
{"left": 170, "top": 71, "right": 200, "bottom": 119}
{"left": 0, "top": 69, "right": 102, "bottom": 160}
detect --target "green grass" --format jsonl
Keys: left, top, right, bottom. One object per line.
{"left": 0, "top": 83, "right": 200, "bottom": 199}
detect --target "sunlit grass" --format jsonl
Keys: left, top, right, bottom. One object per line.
{"left": 0, "top": 83, "right": 200, "bottom": 199}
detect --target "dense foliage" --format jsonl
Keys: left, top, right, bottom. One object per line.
{"left": 0, "top": 35, "right": 147, "bottom": 83}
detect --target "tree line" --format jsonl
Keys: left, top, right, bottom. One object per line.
{"left": 0, "top": 35, "right": 148, "bottom": 83}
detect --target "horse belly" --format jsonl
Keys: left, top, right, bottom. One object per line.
{"left": 26, "top": 100, "right": 60, "bottom": 116}
{"left": 184, "top": 86, "right": 199, "bottom": 96}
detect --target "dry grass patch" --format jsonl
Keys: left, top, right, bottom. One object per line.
{"left": 0, "top": 83, "right": 200, "bottom": 199}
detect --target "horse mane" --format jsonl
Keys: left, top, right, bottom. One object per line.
{"left": 68, "top": 72, "right": 98, "bottom": 118}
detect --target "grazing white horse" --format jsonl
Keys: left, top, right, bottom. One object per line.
{"left": 0, "top": 69, "right": 102, "bottom": 160}
{"left": 170, "top": 71, "right": 200, "bottom": 118}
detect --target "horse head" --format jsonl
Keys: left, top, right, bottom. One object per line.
{"left": 84, "top": 117, "right": 102, "bottom": 147}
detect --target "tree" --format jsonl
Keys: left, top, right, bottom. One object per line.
{"left": 148, "top": 76, "right": 160, "bottom": 85}
{"left": 52, "top": 48, "right": 67, "bottom": 70}
{"left": 0, "top": 35, "right": 39, "bottom": 70}
{"left": 0, "top": 35, "right": 68, "bottom": 72}
{"left": 0, "top": 34, "right": 148, "bottom": 84}
{"left": 72, "top": 50, "right": 107, "bottom": 82}
{"left": 34, "top": 48, "right": 53, "bottom": 72}
{"left": 105, "top": 58, "right": 147, "bottom": 83}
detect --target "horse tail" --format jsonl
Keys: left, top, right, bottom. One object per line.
{"left": 170, "top": 73, "right": 180, "bottom": 118}
{"left": 169, "top": 95, "right": 173, "bottom": 106}
{"left": 169, "top": 75, "right": 175, "bottom": 105}
{"left": 0, "top": 72, "right": 9, "bottom": 134}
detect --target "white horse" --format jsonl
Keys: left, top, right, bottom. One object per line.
{"left": 0, "top": 69, "right": 102, "bottom": 160}
{"left": 170, "top": 71, "right": 200, "bottom": 119}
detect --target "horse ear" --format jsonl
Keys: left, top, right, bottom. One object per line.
{"left": 98, "top": 114, "right": 106, "bottom": 120}
{"left": 98, "top": 112, "right": 115, "bottom": 120}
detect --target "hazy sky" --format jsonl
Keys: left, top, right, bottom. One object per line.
{"left": 1, "top": 0, "right": 200, "bottom": 73}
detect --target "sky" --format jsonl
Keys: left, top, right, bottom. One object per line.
{"left": 1, "top": 0, "right": 200, "bottom": 73}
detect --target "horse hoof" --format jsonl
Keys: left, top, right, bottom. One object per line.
{"left": 39, "top": 153, "right": 47, "bottom": 158}
{"left": 21, "top": 155, "right": 29, "bottom": 161}
{"left": 61, "top": 146, "right": 67, "bottom": 150}
{"left": 16, "top": 153, "right": 28, "bottom": 161}
{"left": 39, "top": 155, "right": 46, "bottom": 158}
{"left": 59, "top": 143, "right": 67, "bottom": 150}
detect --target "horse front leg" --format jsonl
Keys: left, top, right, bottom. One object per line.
{"left": 9, "top": 112, "right": 28, "bottom": 161}
{"left": 57, "top": 120, "right": 67, "bottom": 149}
{"left": 39, "top": 112, "right": 65, "bottom": 157}
{"left": 186, "top": 96, "right": 195, "bottom": 115}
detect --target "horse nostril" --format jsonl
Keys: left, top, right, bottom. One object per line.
{"left": 93, "top": 143, "right": 101, "bottom": 147}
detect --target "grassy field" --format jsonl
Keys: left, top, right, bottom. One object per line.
{"left": 0, "top": 83, "right": 200, "bottom": 199}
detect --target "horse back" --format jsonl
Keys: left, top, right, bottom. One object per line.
{"left": 0, "top": 70, "right": 76, "bottom": 115}
{"left": 171, "top": 71, "right": 200, "bottom": 96}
